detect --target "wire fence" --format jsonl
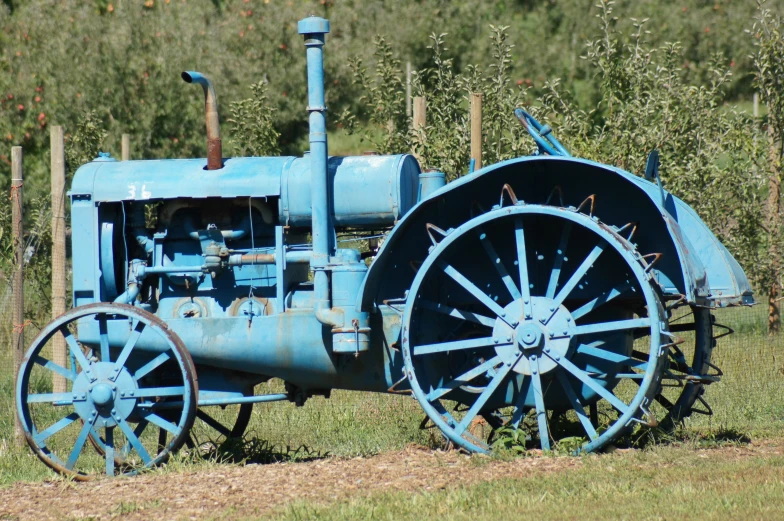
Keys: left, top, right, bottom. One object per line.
{"left": 1, "top": 286, "right": 782, "bottom": 445}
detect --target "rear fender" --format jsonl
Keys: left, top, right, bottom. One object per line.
{"left": 359, "top": 156, "right": 752, "bottom": 311}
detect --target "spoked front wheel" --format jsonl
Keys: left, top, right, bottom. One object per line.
{"left": 16, "top": 303, "right": 198, "bottom": 480}
{"left": 402, "top": 203, "right": 670, "bottom": 453}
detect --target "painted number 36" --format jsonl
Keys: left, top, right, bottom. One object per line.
{"left": 128, "top": 183, "right": 152, "bottom": 200}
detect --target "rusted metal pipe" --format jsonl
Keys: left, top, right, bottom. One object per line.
{"left": 182, "top": 71, "right": 223, "bottom": 170}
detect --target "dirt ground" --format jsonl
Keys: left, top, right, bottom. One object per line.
{"left": 0, "top": 442, "right": 777, "bottom": 521}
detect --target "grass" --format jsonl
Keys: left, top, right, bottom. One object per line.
{"left": 0, "top": 373, "right": 437, "bottom": 485}
{"left": 0, "top": 304, "right": 782, "bottom": 486}
{"left": 270, "top": 443, "right": 784, "bottom": 521}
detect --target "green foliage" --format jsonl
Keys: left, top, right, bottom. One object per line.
{"left": 228, "top": 81, "right": 280, "bottom": 157}
{"left": 0, "top": 0, "right": 777, "bottom": 201}
{"left": 339, "top": 0, "right": 777, "bottom": 298}
{"left": 64, "top": 110, "right": 107, "bottom": 176}
{"left": 342, "top": 26, "right": 531, "bottom": 178}
{"left": 338, "top": 36, "right": 410, "bottom": 156}
{"left": 410, "top": 33, "right": 471, "bottom": 175}
{"left": 479, "top": 25, "right": 531, "bottom": 166}
{"left": 751, "top": 0, "right": 784, "bottom": 142}
{"left": 490, "top": 424, "right": 528, "bottom": 454}
{"left": 540, "top": 1, "right": 767, "bottom": 287}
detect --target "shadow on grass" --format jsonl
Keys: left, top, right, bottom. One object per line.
{"left": 631, "top": 425, "right": 752, "bottom": 450}
{"left": 188, "top": 435, "right": 331, "bottom": 466}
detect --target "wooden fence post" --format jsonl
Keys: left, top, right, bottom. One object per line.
{"left": 50, "top": 126, "right": 67, "bottom": 393}
{"left": 11, "top": 146, "right": 25, "bottom": 447}
{"left": 406, "top": 61, "right": 412, "bottom": 117}
{"left": 470, "top": 93, "right": 483, "bottom": 171}
{"left": 412, "top": 96, "right": 426, "bottom": 165}
{"left": 754, "top": 92, "right": 760, "bottom": 119}
{"left": 122, "top": 133, "right": 131, "bottom": 161}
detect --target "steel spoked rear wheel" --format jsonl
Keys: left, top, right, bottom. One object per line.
{"left": 402, "top": 204, "right": 670, "bottom": 453}
{"left": 654, "top": 305, "right": 722, "bottom": 427}
{"left": 16, "top": 303, "right": 197, "bottom": 480}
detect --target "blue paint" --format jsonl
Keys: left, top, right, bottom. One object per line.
{"left": 418, "top": 170, "right": 446, "bottom": 201}
{"left": 280, "top": 154, "right": 419, "bottom": 227}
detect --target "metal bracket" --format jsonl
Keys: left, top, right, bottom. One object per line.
{"left": 616, "top": 221, "right": 639, "bottom": 242}
{"left": 545, "top": 185, "right": 564, "bottom": 207}
{"left": 426, "top": 223, "right": 451, "bottom": 247}
{"left": 387, "top": 374, "right": 412, "bottom": 395}
{"left": 499, "top": 184, "right": 520, "bottom": 207}
{"left": 640, "top": 252, "right": 663, "bottom": 273}
{"left": 576, "top": 194, "right": 596, "bottom": 216}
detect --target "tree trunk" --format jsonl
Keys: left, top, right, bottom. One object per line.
{"left": 768, "top": 124, "right": 783, "bottom": 335}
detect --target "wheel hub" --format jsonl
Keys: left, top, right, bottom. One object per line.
{"left": 516, "top": 323, "right": 543, "bottom": 349}
{"left": 72, "top": 361, "right": 138, "bottom": 427}
{"left": 493, "top": 296, "right": 574, "bottom": 375}
{"left": 90, "top": 383, "right": 114, "bottom": 407}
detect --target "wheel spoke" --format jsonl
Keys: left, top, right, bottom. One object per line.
{"left": 33, "top": 355, "right": 75, "bottom": 382}
{"left": 668, "top": 322, "right": 699, "bottom": 333}
{"left": 98, "top": 314, "right": 110, "bottom": 362}
{"left": 590, "top": 372, "right": 645, "bottom": 380}
{"left": 113, "top": 320, "right": 147, "bottom": 375}
{"left": 514, "top": 217, "right": 532, "bottom": 315}
{"left": 426, "top": 355, "right": 503, "bottom": 401}
{"left": 418, "top": 300, "right": 496, "bottom": 328}
{"left": 196, "top": 409, "right": 233, "bottom": 438}
{"left": 27, "top": 392, "right": 74, "bottom": 405}
{"left": 134, "top": 352, "right": 173, "bottom": 381}
{"left": 133, "top": 386, "right": 185, "bottom": 399}
{"left": 546, "top": 222, "right": 572, "bottom": 299}
{"left": 551, "top": 241, "right": 607, "bottom": 310}
{"left": 60, "top": 326, "right": 91, "bottom": 373}
{"left": 145, "top": 413, "right": 181, "bottom": 435}
{"left": 157, "top": 427, "right": 168, "bottom": 451}
{"left": 436, "top": 260, "right": 510, "bottom": 321}
{"left": 120, "top": 420, "right": 149, "bottom": 458}
{"left": 455, "top": 354, "right": 521, "bottom": 435}
{"left": 547, "top": 352, "right": 630, "bottom": 414}
{"left": 477, "top": 227, "right": 521, "bottom": 300}
{"left": 508, "top": 373, "right": 532, "bottom": 430}
{"left": 572, "top": 318, "right": 651, "bottom": 337}
{"left": 575, "top": 342, "right": 649, "bottom": 371}
{"left": 32, "top": 412, "right": 79, "bottom": 445}
{"left": 528, "top": 354, "right": 550, "bottom": 451}
{"left": 116, "top": 417, "right": 153, "bottom": 465}
{"left": 556, "top": 371, "right": 598, "bottom": 441}
{"left": 105, "top": 426, "right": 115, "bottom": 476}
{"left": 413, "top": 336, "right": 511, "bottom": 356}
{"left": 570, "top": 282, "right": 632, "bottom": 321}
{"left": 65, "top": 416, "right": 95, "bottom": 470}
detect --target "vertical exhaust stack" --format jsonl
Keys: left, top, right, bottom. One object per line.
{"left": 299, "top": 16, "right": 341, "bottom": 327}
{"left": 182, "top": 71, "right": 223, "bottom": 170}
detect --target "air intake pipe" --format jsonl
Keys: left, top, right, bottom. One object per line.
{"left": 182, "top": 71, "right": 223, "bottom": 170}
{"left": 298, "top": 17, "right": 342, "bottom": 328}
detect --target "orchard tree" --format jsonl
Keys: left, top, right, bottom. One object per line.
{"left": 751, "top": 0, "right": 784, "bottom": 333}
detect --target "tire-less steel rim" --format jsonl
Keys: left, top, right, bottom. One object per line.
{"left": 402, "top": 204, "right": 669, "bottom": 453}
{"left": 16, "top": 303, "right": 198, "bottom": 480}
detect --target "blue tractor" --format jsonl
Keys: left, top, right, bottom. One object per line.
{"left": 16, "top": 17, "right": 752, "bottom": 479}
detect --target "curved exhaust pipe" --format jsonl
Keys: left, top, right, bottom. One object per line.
{"left": 182, "top": 71, "right": 223, "bottom": 170}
